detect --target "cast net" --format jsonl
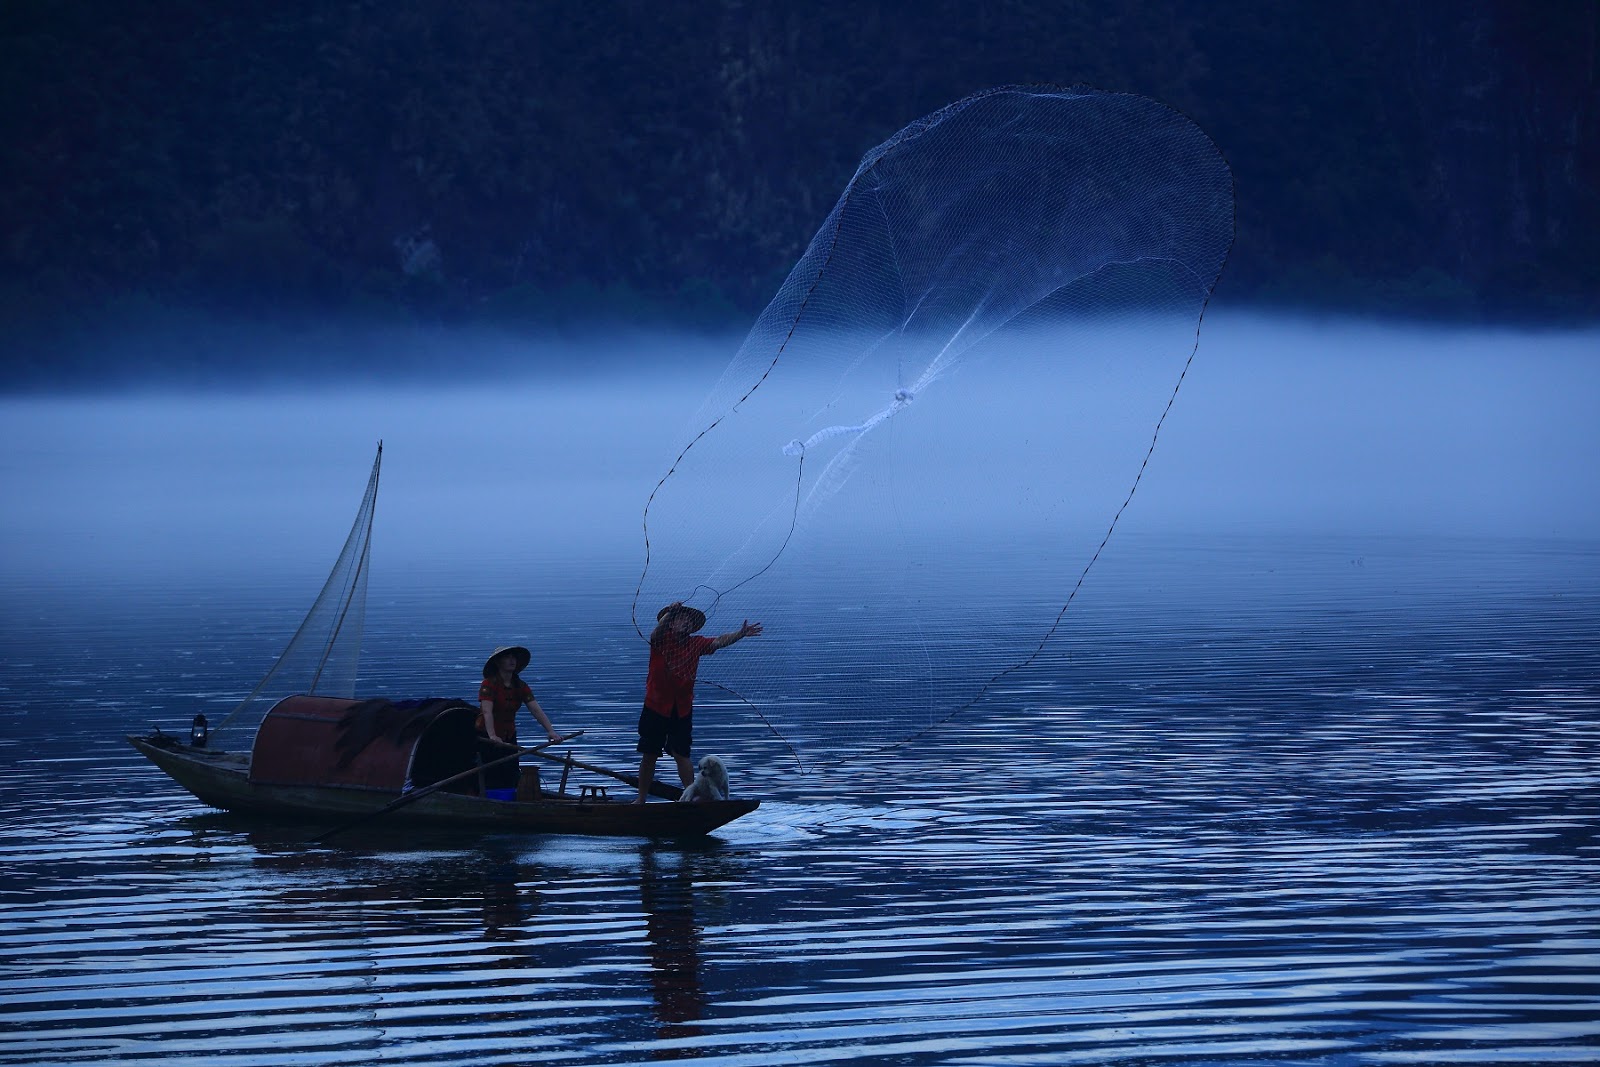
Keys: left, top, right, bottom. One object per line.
{"left": 211, "top": 443, "right": 381, "bottom": 748}
{"left": 635, "top": 86, "right": 1233, "bottom": 767}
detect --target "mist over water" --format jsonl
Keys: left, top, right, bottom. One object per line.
{"left": 1156, "top": 317, "right": 1600, "bottom": 540}
{"left": 3, "top": 315, "right": 1596, "bottom": 590}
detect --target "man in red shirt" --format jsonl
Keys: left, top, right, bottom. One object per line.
{"left": 636, "top": 602, "right": 763, "bottom": 803}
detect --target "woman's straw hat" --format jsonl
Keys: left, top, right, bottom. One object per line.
{"left": 483, "top": 646, "right": 531, "bottom": 677}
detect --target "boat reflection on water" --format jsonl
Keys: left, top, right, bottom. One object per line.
{"left": 638, "top": 844, "right": 711, "bottom": 1045}
{"left": 476, "top": 844, "right": 537, "bottom": 936}
{"left": 149, "top": 813, "right": 737, "bottom": 1051}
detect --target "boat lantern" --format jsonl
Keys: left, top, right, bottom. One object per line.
{"left": 190, "top": 713, "right": 209, "bottom": 748}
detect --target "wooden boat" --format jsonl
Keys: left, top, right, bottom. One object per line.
{"left": 127, "top": 445, "right": 758, "bottom": 839}
{"left": 129, "top": 695, "right": 758, "bottom": 838}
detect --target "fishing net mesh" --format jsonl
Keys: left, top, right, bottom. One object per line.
{"left": 634, "top": 86, "right": 1233, "bottom": 768}
{"left": 213, "top": 445, "right": 381, "bottom": 747}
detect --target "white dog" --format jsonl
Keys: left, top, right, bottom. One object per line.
{"left": 679, "top": 754, "right": 729, "bottom": 802}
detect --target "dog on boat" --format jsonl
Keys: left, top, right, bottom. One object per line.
{"left": 679, "top": 754, "right": 729, "bottom": 802}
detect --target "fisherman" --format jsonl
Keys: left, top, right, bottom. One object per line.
{"left": 636, "top": 603, "right": 762, "bottom": 803}
{"left": 478, "top": 645, "right": 563, "bottom": 746}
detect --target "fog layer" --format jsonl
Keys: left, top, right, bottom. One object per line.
{"left": 2, "top": 315, "right": 1595, "bottom": 594}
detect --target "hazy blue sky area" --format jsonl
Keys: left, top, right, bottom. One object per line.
{"left": 3, "top": 314, "right": 1596, "bottom": 602}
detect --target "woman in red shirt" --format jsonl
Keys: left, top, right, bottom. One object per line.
{"left": 478, "top": 646, "right": 562, "bottom": 746}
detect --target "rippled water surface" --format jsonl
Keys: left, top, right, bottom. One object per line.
{"left": 2, "top": 535, "right": 1597, "bottom": 1066}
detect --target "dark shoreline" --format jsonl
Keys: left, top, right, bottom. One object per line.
{"left": 5, "top": 1, "right": 1595, "bottom": 359}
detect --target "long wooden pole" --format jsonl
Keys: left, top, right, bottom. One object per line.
{"left": 528, "top": 748, "right": 681, "bottom": 801}
{"left": 312, "top": 731, "right": 583, "bottom": 842}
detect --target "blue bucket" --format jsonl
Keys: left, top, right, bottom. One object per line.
{"left": 484, "top": 787, "right": 517, "bottom": 802}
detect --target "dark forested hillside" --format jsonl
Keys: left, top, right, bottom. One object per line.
{"left": 2, "top": 0, "right": 1595, "bottom": 349}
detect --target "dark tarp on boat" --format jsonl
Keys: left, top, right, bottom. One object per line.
{"left": 249, "top": 695, "right": 485, "bottom": 793}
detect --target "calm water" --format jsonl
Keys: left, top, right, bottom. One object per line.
{"left": 1, "top": 533, "right": 1597, "bottom": 1066}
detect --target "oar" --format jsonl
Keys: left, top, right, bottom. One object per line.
{"left": 528, "top": 748, "right": 681, "bottom": 801}
{"left": 312, "top": 731, "right": 583, "bottom": 843}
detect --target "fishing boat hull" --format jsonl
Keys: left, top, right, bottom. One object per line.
{"left": 129, "top": 735, "right": 759, "bottom": 838}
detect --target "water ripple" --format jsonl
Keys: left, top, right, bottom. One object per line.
{"left": 2, "top": 539, "right": 1597, "bottom": 1065}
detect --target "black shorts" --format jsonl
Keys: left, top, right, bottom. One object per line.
{"left": 637, "top": 706, "right": 692, "bottom": 758}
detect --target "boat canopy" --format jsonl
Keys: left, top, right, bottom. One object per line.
{"left": 250, "top": 695, "right": 481, "bottom": 793}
